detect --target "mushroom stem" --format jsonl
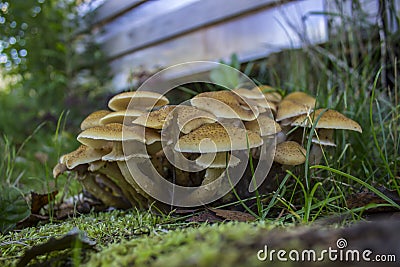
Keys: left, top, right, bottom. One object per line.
{"left": 309, "top": 144, "right": 323, "bottom": 165}
{"left": 79, "top": 173, "right": 131, "bottom": 209}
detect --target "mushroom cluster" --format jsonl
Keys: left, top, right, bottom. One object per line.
{"left": 53, "top": 86, "right": 362, "bottom": 209}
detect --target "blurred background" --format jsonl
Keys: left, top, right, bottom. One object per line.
{"left": 0, "top": 0, "right": 399, "bottom": 207}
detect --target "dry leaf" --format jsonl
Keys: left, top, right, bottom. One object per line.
{"left": 209, "top": 208, "right": 256, "bottom": 222}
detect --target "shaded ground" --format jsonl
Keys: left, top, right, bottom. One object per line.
{"left": 1, "top": 210, "right": 399, "bottom": 267}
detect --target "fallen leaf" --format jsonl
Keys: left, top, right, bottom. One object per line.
{"left": 347, "top": 186, "right": 400, "bottom": 213}
{"left": 209, "top": 208, "right": 256, "bottom": 222}
{"left": 0, "top": 186, "right": 30, "bottom": 233}
{"left": 31, "top": 191, "right": 58, "bottom": 214}
{"left": 186, "top": 210, "right": 223, "bottom": 223}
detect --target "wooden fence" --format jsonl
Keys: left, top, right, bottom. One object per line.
{"left": 92, "top": 0, "right": 329, "bottom": 90}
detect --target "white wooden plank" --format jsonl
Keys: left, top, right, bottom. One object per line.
{"left": 105, "top": 0, "right": 327, "bottom": 91}
{"left": 93, "top": 0, "right": 146, "bottom": 24}
{"left": 100, "top": 0, "right": 287, "bottom": 59}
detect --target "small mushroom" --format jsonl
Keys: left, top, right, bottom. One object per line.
{"left": 245, "top": 114, "right": 282, "bottom": 159}
{"left": 253, "top": 85, "right": 283, "bottom": 103}
{"left": 173, "top": 105, "right": 217, "bottom": 134}
{"left": 244, "top": 114, "right": 282, "bottom": 137}
{"left": 133, "top": 105, "right": 175, "bottom": 130}
{"left": 100, "top": 109, "right": 144, "bottom": 125}
{"left": 77, "top": 123, "right": 160, "bottom": 149}
{"left": 284, "top": 92, "right": 316, "bottom": 108}
{"left": 108, "top": 91, "right": 169, "bottom": 111}
{"left": 80, "top": 110, "right": 111, "bottom": 130}
{"left": 274, "top": 141, "right": 306, "bottom": 165}
{"left": 276, "top": 99, "right": 313, "bottom": 122}
{"left": 190, "top": 91, "right": 260, "bottom": 121}
{"left": 60, "top": 145, "right": 111, "bottom": 170}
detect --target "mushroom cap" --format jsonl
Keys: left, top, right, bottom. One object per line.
{"left": 284, "top": 92, "right": 316, "bottom": 108}
{"left": 174, "top": 123, "right": 263, "bottom": 153}
{"left": 80, "top": 110, "right": 111, "bottom": 130}
{"left": 100, "top": 109, "right": 144, "bottom": 125}
{"left": 274, "top": 141, "right": 306, "bottom": 165}
{"left": 61, "top": 145, "right": 110, "bottom": 169}
{"left": 253, "top": 99, "right": 277, "bottom": 112}
{"left": 108, "top": 91, "right": 169, "bottom": 111}
{"left": 233, "top": 88, "right": 265, "bottom": 100}
{"left": 276, "top": 100, "right": 313, "bottom": 122}
{"left": 291, "top": 109, "right": 362, "bottom": 133}
{"left": 195, "top": 152, "right": 240, "bottom": 168}
{"left": 133, "top": 105, "right": 175, "bottom": 129}
{"left": 312, "top": 129, "right": 336, "bottom": 146}
{"left": 190, "top": 90, "right": 259, "bottom": 121}
{"left": 252, "top": 85, "right": 282, "bottom": 103}
{"left": 77, "top": 123, "right": 160, "bottom": 148}
{"left": 245, "top": 114, "right": 282, "bottom": 136}
{"left": 174, "top": 105, "right": 217, "bottom": 134}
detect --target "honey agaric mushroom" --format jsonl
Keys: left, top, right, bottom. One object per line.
{"left": 245, "top": 114, "right": 282, "bottom": 137}
{"left": 233, "top": 88, "right": 277, "bottom": 113}
{"left": 253, "top": 85, "right": 282, "bottom": 103}
{"left": 284, "top": 92, "right": 316, "bottom": 108}
{"left": 108, "top": 91, "right": 169, "bottom": 111}
{"left": 174, "top": 123, "right": 263, "bottom": 153}
{"left": 290, "top": 109, "right": 363, "bottom": 133}
{"left": 133, "top": 105, "right": 175, "bottom": 130}
{"left": 100, "top": 109, "right": 144, "bottom": 125}
{"left": 276, "top": 92, "right": 316, "bottom": 122}
{"left": 233, "top": 88, "right": 265, "bottom": 100}
{"left": 190, "top": 91, "right": 260, "bottom": 121}
{"left": 61, "top": 145, "right": 110, "bottom": 169}
{"left": 276, "top": 100, "right": 313, "bottom": 122}
{"left": 80, "top": 110, "right": 111, "bottom": 130}
{"left": 77, "top": 123, "right": 159, "bottom": 149}
{"left": 173, "top": 105, "right": 217, "bottom": 134}
{"left": 274, "top": 141, "right": 306, "bottom": 165}
{"left": 245, "top": 114, "right": 282, "bottom": 158}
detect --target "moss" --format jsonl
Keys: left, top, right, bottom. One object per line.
{"left": 85, "top": 222, "right": 276, "bottom": 267}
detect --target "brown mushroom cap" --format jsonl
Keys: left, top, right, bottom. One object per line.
{"left": 108, "top": 91, "right": 169, "bottom": 111}
{"left": 276, "top": 100, "right": 313, "bottom": 122}
{"left": 233, "top": 88, "right": 265, "bottom": 100}
{"left": 61, "top": 145, "right": 110, "bottom": 169}
{"left": 291, "top": 109, "right": 362, "bottom": 133}
{"left": 245, "top": 114, "right": 282, "bottom": 136}
{"left": 274, "top": 141, "right": 306, "bottom": 165}
{"left": 174, "top": 105, "right": 217, "bottom": 134}
{"left": 190, "top": 90, "right": 259, "bottom": 121}
{"left": 133, "top": 106, "right": 175, "bottom": 129}
{"left": 175, "top": 123, "right": 262, "bottom": 153}
{"left": 100, "top": 109, "right": 144, "bottom": 125}
{"left": 80, "top": 110, "right": 111, "bottom": 130}
{"left": 77, "top": 123, "right": 160, "bottom": 149}
{"left": 252, "top": 85, "right": 282, "bottom": 103}
{"left": 284, "top": 92, "right": 316, "bottom": 108}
